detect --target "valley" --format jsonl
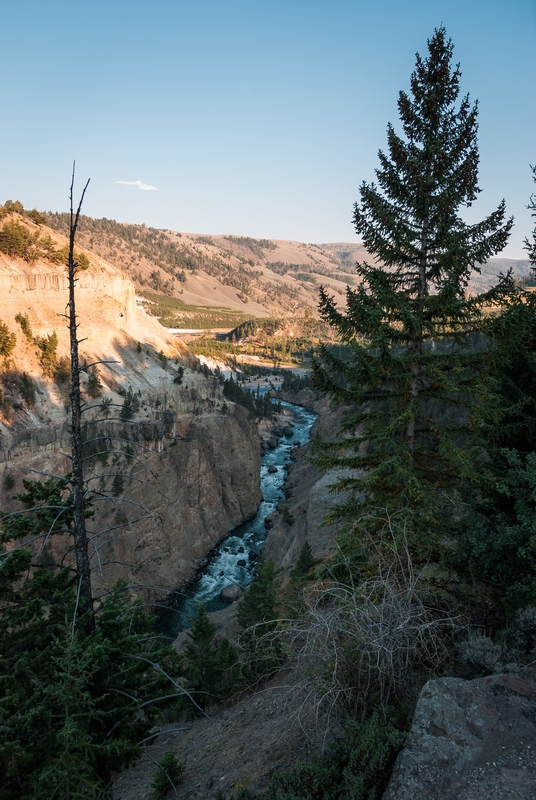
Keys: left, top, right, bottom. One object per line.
{"left": 2, "top": 200, "right": 536, "bottom": 800}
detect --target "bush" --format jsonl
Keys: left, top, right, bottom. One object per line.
{"left": 54, "top": 356, "right": 71, "bottom": 384}
{"left": 150, "top": 752, "right": 186, "bottom": 799}
{"left": 86, "top": 367, "right": 102, "bottom": 398}
{"left": 271, "top": 712, "right": 406, "bottom": 800}
{"left": 0, "top": 320, "right": 16, "bottom": 362}
{"left": 3, "top": 472, "right": 15, "bottom": 491}
{"left": 19, "top": 373, "right": 36, "bottom": 407}
{"left": 290, "top": 541, "right": 315, "bottom": 579}
{"left": 15, "top": 312, "right": 32, "bottom": 342}
{"left": 119, "top": 388, "right": 141, "bottom": 421}
{"left": 35, "top": 331, "right": 58, "bottom": 376}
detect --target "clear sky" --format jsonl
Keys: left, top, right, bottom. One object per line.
{"left": 1, "top": 0, "right": 534, "bottom": 258}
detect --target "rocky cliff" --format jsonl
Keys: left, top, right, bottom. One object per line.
{"left": 0, "top": 215, "right": 263, "bottom": 602}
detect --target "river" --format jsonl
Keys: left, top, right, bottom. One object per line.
{"left": 158, "top": 399, "right": 317, "bottom": 639}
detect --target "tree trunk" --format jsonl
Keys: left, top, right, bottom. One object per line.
{"left": 67, "top": 168, "right": 94, "bottom": 629}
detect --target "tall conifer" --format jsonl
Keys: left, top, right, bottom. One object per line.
{"left": 313, "top": 28, "right": 514, "bottom": 535}
{"left": 525, "top": 166, "right": 536, "bottom": 266}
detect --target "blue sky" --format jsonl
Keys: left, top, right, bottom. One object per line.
{"left": 1, "top": 0, "right": 534, "bottom": 257}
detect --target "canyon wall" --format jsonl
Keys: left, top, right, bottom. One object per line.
{"left": 0, "top": 222, "right": 262, "bottom": 601}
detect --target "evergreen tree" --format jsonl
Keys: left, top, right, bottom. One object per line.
{"left": 313, "top": 28, "right": 513, "bottom": 537}
{"left": 290, "top": 540, "right": 315, "bottom": 579}
{"left": 0, "top": 545, "right": 182, "bottom": 798}
{"left": 86, "top": 365, "right": 102, "bottom": 398}
{"left": 237, "top": 559, "right": 281, "bottom": 680}
{"left": 525, "top": 165, "right": 536, "bottom": 266}
{"left": 182, "top": 604, "right": 237, "bottom": 711}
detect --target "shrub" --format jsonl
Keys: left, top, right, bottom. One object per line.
{"left": 19, "top": 373, "right": 36, "bottom": 407}
{"left": 290, "top": 541, "right": 315, "bottom": 579}
{"left": 54, "top": 356, "right": 71, "bottom": 384}
{"left": 0, "top": 320, "right": 16, "bottom": 362}
{"left": 119, "top": 388, "right": 141, "bottom": 421}
{"left": 150, "top": 752, "right": 185, "bottom": 799}
{"left": 15, "top": 312, "right": 32, "bottom": 342}
{"left": 271, "top": 712, "right": 406, "bottom": 800}
{"left": 111, "top": 475, "right": 125, "bottom": 497}
{"left": 35, "top": 331, "right": 58, "bottom": 376}
{"left": 86, "top": 366, "right": 102, "bottom": 398}
{"left": 3, "top": 472, "right": 15, "bottom": 491}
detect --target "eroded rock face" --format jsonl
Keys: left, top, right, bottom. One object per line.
{"left": 383, "top": 674, "right": 536, "bottom": 800}
{"left": 70, "top": 403, "right": 262, "bottom": 602}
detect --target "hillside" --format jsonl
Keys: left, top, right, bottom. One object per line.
{"left": 0, "top": 208, "right": 199, "bottom": 444}
{"left": 44, "top": 212, "right": 533, "bottom": 331}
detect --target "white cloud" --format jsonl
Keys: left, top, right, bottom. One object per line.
{"left": 116, "top": 179, "right": 158, "bottom": 191}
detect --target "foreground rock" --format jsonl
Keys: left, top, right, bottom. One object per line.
{"left": 383, "top": 673, "right": 536, "bottom": 800}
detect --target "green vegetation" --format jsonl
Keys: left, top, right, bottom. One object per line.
{"left": 45, "top": 214, "right": 268, "bottom": 302}
{"left": 86, "top": 366, "right": 102, "bottom": 398}
{"left": 271, "top": 712, "right": 406, "bottom": 800}
{"left": 224, "top": 235, "right": 277, "bottom": 258}
{"left": 260, "top": 31, "right": 535, "bottom": 800}
{"left": 312, "top": 27, "right": 513, "bottom": 542}
{"left": 119, "top": 387, "right": 141, "bottom": 421}
{"left": 290, "top": 540, "right": 315, "bottom": 579}
{"left": 15, "top": 312, "right": 32, "bottom": 342}
{"left": 18, "top": 373, "right": 36, "bottom": 407}
{"left": 222, "top": 376, "right": 281, "bottom": 419}
{"left": 141, "top": 291, "right": 255, "bottom": 329}
{"left": 150, "top": 752, "right": 186, "bottom": 800}
{"left": 237, "top": 559, "right": 282, "bottom": 681}
{"left": 0, "top": 208, "right": 90, "bottom": 268}
{"left": 0, "top": 320, "right": 16, "bottom": 363}
{"left": 280, "top": 371, "right": 312, "bottom": 392}
{"left": 181, "top": 604, "right": 238, "bottom": 712}
{"left": 34, "top": 331, "right": 58, "bottom": 376}
{"left": 0, "top": 478, "right": 183, "bottom": 799}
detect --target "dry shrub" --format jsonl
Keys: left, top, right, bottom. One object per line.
{"left": 273, "top": 516, "right": 458, "bottom": 731}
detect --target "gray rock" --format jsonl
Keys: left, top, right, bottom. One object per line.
{"left": 268, "top": 465, "right": 278, "bottom": 473}
{"left": 237, "top": 559, "right": 247, "bottom": 567}
{"left": 383, "top": 673, "right": 536, "bottom": 800}
{"left": 219, "top": 583, "right": 244, "bottom": 603}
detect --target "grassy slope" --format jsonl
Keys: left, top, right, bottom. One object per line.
{"left": 45, "top": 213, "right": 532, "bottom": 330}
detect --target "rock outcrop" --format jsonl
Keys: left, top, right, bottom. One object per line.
{"left": 383, "top": 673, "right": 536, "bottom": 800}
{"left": 79, "top": 403, "right": 262, "bottom": 601}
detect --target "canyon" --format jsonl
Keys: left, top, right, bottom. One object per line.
{"left": 0, "top": 214, "right": 264, "bottom": 601}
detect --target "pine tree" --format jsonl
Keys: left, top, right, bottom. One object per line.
{"left": 237, "top": 559, "right": 282, "bottom": 680}
{"left": 182, "top": 604, "right": 237, "bottom": 711}
{"left": 525, "top": 165, "right": 536, "bottom": 266}
{"left": 313, "top": 28, "right": 514, "bottom": 538}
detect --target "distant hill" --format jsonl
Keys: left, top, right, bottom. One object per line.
{"left": 44, "top": 213, "right": 533, "bottom": 328}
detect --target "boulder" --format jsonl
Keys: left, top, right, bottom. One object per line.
{"left": 268, "top": 465, "right": 278, "bottom": 473}
{"left": 383, "top": 673, "right": 536, "bottom": 800}
{"left": 220, "top": 583, "right": 244, "bottom": 603}
{"left": 237, "top": 559, "right": 247, "bottom": 567}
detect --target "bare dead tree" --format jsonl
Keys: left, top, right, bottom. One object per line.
{"left": 65, "top": 164, "right": 95, "bottom": 627}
